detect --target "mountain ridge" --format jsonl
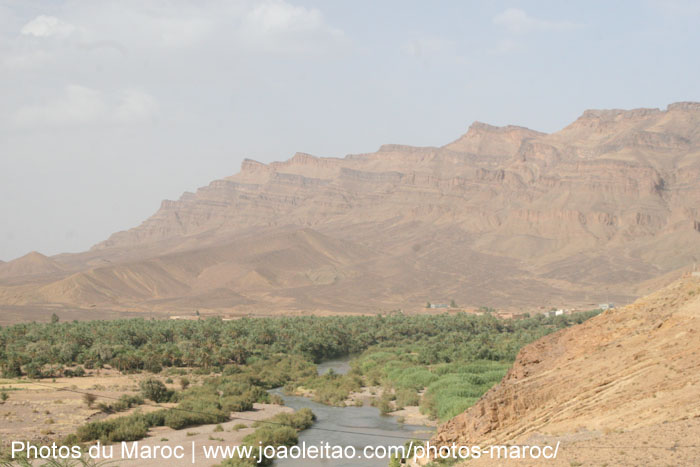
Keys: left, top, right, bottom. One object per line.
{"left": 1, "top": 102, "right": 699, "bottom": 318}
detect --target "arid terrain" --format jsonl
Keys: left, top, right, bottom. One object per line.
{"left": 431, "top": 274, "right": 700, "bottom": 465}
{"left": 0, "top": 369, "right": 294, "bottom": 467}
{"left": 1, "top": 102, "right": 699, "bottom": 322}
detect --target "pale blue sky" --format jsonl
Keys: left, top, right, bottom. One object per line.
{"left": 1, "top": 0, "right": 699, "bottom": 260}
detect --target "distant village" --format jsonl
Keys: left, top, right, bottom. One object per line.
{"left": 424, "top": 300, "right": 614, "bottom": 320}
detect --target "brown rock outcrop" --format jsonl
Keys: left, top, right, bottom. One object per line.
{"left": 433, "top": 276, "right": 700, "bottom": 447}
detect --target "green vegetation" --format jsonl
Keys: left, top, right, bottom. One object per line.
{"left": 289, "top": 369, "right": 363, "bottom": 405}
{"left": 96, "top": 394, "right": 144, "bottom": 414}
{"left": 277, "top": 311, "right": 600, "bottom": 420}
{"left": 222, "top": 408, "right": 315, "bottom": 466}
{"left": 0, "top": 312, "right": 597, "bottom": 380}
{"left": 179, "top": 376, "right": 190, "bottom": 390}
{"left": 139, "top": 377, "right": 174, "bottom": 403}
{"left": 421, "top": 361, "right": 509, "bottom": 420}
{"left": 66, "top": 354, "right": 317, "bottom": 445}
{"left": 0, "top": 310, "right": 600, "bottom": 461}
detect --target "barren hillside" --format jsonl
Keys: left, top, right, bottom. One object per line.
{"left": 432, "top": 275, "right": 700, "bottom": 465}
{"left": 1, "top": 102, "right": 699, "bottom": 319}
{"left": 0, "top": 251, "right": 63, "bottom": 280}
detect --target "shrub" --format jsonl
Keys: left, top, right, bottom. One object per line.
{"left": 109, "top": 419, "right": 149, "bottom": 442}
{"left": 222, "top": 409, "right": 314, "bottom": 466}
{"left": 146, "top": 360, "right": 163, "bottom": 374}
{"left": 395, "top": 388, "right": 420, "bottom": 408}
{"left": 83, "top": 393, "right": 97, "bottom": 408}
{"left": 243, "top": 426, "right": 298, "bottom": 465}
{"left": 163, "top": 399, "right": 227, "bottom": 429}
{"left": 2, "top": 359, "right": 22, "bottom": 378}
{"left": 76, "top": 415, "right": 149, "bottom": 443}
{"left": 269, "top": 394, "right": 284, "bottom": 405}
{"left": 98, "top": 394, "right": 144, "bottom": 413}
{"left": 139, "top": 378, "right": 172, "bottom": 403}
{"left": 221, "top": 395, "right": 254, "bottom": 413}
{"left": 142, "top": 410, "right": 167, "bottom": 427}
{"left": 180, "top": 377, "right": 190, "bottom": 390}
{"left": 64, "top": 366, "right": 86, "bottom": 378}
{"left": 24, "top": 363, "right": 43, "bottom": 379}
{"left": 256, "top": 408, "right": 315, "bottom": 430}
{"left": 376, "top": 393, "right": 393, "bottom": 415}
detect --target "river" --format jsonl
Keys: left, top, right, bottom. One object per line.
{"left": 271, "top": 357, "right": 433, "bottom": 466}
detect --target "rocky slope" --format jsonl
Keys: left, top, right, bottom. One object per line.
{"left": 432, "top": 275, "right": 700, "bottom": 463}
{"left": 1, "top": 102, "right": 699, "bottom": 317}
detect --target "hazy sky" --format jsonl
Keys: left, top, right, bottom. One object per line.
{"left": 1, "top": 1, "right": 699, "bottom": 261}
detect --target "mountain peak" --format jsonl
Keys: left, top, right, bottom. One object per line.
{"left": 443, "top": 121, "right": 544, "bottom": 157}
{"left": 22, "top": 250, "right": 48, "bottom": 259}
{"left": 240, "top": 158, "right": 270, "bottom": 172}
{"left": 286, "top": 152, "right": 320, "bottom": 165}
{"left": 467, "top": 121, "right": 539, "bottom": 134}
{"left": 0, "top": 250, "right": 62, "bottom": 279}
{"left": 577, "top": 107, "right": 662, "bottom": 122}
{"left": 667, "top": 101, "right": 700, "bottom": 112}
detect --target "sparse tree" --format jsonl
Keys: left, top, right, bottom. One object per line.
{"left": 50, "top": 313, "right": 60, "bottom": 324}
{"left": 179, "top": 377, "right": 190, "bottom": 390}
{"left": 2, "top": 359, "right": 22, "bottom": 378}
{"left": 425, "top": 302, "right": 431, "bottom": 309}
{"left": 0, "top": 391, "right": 9, "bottom": 403}
{"left": 450, "top": 300, "right": 457, "bottom": 308}
{"left": 83, "top": 392, "right": 97, "bottom": 408}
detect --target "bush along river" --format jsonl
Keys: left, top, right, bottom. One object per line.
{"left": 270, "top": 357, "right": 434, "bottom": 466}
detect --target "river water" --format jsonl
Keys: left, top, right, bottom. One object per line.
{"left": 271, "top": 357, "right": 433, "bottom": 466}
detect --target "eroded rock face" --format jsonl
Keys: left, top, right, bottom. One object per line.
{"left": 95, "top": 102, "right": 700, "bottom": 256}
{"left": 433, "top": 276, "right": 700, "bottom": 446}
{"left": 1, "top": 102, "right": 700, "bottom": 314}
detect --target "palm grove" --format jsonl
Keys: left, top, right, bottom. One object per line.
{"left": 0, "top": 311, "right": 599, "bottom": 464}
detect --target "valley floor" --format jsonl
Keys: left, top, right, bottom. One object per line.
{"left": 0, "top": 371, "right": 288, "bottom": 451}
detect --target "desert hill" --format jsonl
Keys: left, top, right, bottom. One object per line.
{"left": 431, "top": 274, "right": 700, "bottom": 465}
{"left": 0, "top": 251, "right": 63, "bottom": 281}
{"left": 1, "top": 102, "right": 699, "bottom": 319}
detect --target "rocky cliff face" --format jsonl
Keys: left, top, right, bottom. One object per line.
{"left": 432, "top": 276, "right": 700, "bottom": 447}
{"left": 1, "top": 102, "right": 699, "bottom": 316}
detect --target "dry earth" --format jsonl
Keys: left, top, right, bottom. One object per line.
{"left": 429, "top": 275, "right": 700, "bottom": 466}
{"left": 0, "top": 369, "right": 287, "bottom": 463}
{"left": 0, "top": 370, "right": 144, "bottom": 445}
